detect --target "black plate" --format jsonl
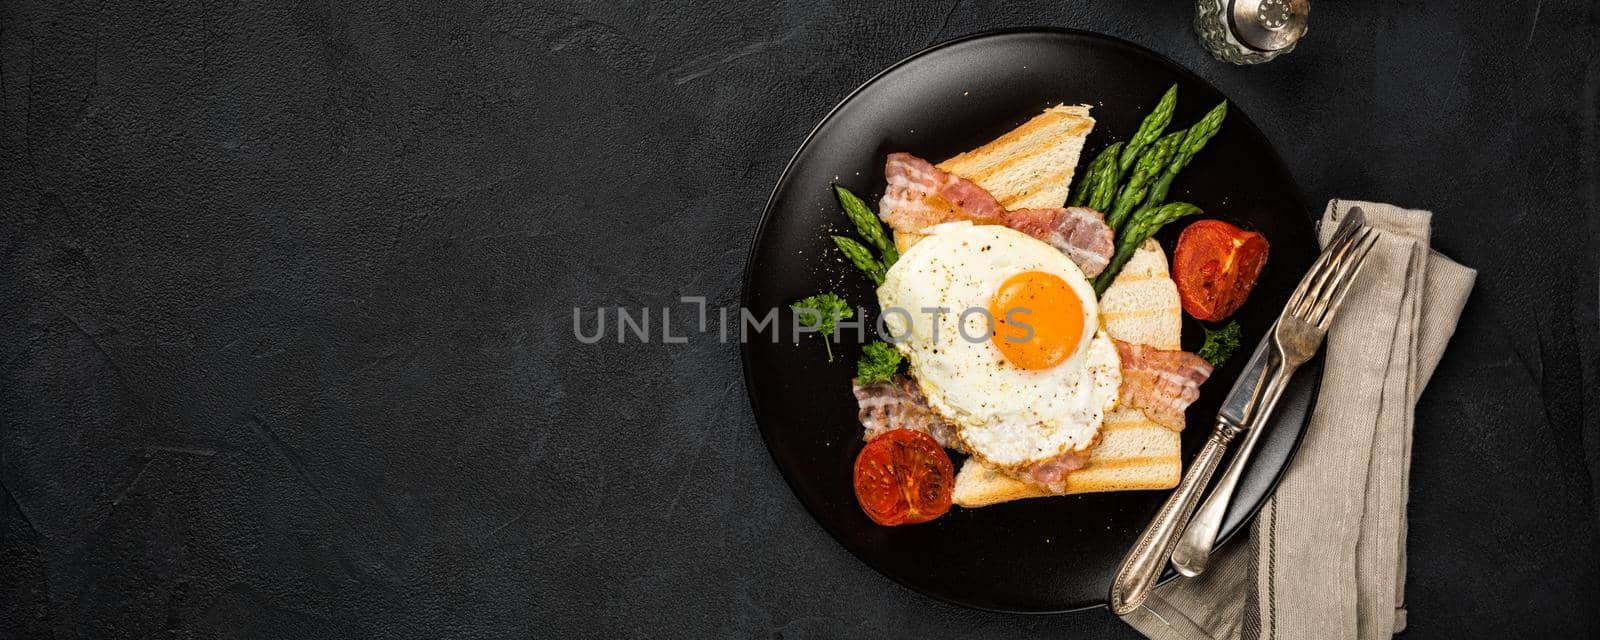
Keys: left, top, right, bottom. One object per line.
{"left": 740, "top": 28, "right": 1321, "bottom": 613}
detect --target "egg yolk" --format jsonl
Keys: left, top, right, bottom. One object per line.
{"left": 989, "top": 271, "right": 1085, "bottom": 370}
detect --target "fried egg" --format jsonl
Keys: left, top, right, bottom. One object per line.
{"left": 877, "top": 222, "right": 1121, "bottom": 468}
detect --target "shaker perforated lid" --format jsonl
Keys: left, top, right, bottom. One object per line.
{"left": 1229, "top": 0, "right": 1309, "bottom": 52}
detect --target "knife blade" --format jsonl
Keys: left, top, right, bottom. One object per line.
{"left": 1216, "top": 322, "right": 1276, "bottom": 430}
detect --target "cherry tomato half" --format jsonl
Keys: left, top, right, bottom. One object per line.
{"left": 853, "top": 429, "right": 954, "bottom": 526}
{"left": 1173, "top": 219, "right": 1270, "bottom": 322}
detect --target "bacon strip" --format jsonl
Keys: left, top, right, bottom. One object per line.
{"left": 1113, "top": 339, "right": 1213, "bottom": 431}
{"left": 852, "top": 375, "right": 964, "bottom": 452}
{"left": 1018, "top": 449, "right": 1092, "bottom": 494}
{"left": 880, "top": 153, "right": 1115, "bottom": 276}
{"left": 1003, "top": 206, "right": 1116, "bottom": 277}
{"left": 880, "top": 153, "right": 1007, "bottom": 233}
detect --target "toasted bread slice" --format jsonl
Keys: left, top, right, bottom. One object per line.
{"left": 952, "top": 239, "right": 1184, "bottom": 507}
{"left": 893, "top": 229, "right": 926, "bottom": 255}
{"left": 1097, "top": 238, "right": 1184, "bottom": 351}
{"left": 952, "top": 409, "right": 1181, "bottom": 506}
{"left": 888, "top": 105, "right": 1094, "bottom": 253}
{"left": 936, "top": 104, "right": 1095, "bottom": 210}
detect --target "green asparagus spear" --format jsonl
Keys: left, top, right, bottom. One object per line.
{"left": 1117, "top": 84, "right": 1178, "bottom": 175}
{"left": 1135, "top": 101, "right": 1228, "bottom": 214}
{"left": 1095, "top": 203, "right": 1196, "bottom": 293}
{"left": 1105, "top": 131, "right": 1185, "bottom": 232}
{"left": 1093, "top": 202, "right": 1202, "bottom": 294}
{"left": 1086, "top": 141, "right": 1126, "bottom": 211}
{"left": 832, "top": 235, "right": 886, "bottom": 284}
{"left": 1146, "top": 199, "right": 1203, "bottom": 230}
{"left": 833, "top": 185, "right": 898, "bottom": 267}
{"left": 1071, "top": 143, "right": 1122, "bottom": 207}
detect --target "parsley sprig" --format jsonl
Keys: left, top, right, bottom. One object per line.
{"left": 1197, "top": 320, "right": 1241, "bottom": 367}
{"left": 791, "top": 293, "right": 852, "bottom": 362}
{"left": 855, "top": 341, "right": 903, "bottom": 385}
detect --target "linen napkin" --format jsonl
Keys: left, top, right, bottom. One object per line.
{"left": 1120, "top": 200, "right": 1477, "bottom": 640}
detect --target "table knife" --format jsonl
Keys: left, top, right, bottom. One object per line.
{"left": 1168, "top": 329, "right": 1278, "bottom": 576}
{"left": 1106, "top": 331, "right": 1273, "bottom": 615}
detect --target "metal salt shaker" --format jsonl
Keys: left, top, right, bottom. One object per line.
{"left": 1195, "top": 0, "right": 1309, "bottom": 65}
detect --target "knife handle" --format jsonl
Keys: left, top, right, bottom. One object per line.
{"left": 1108, "top": 419, "right": 1240, "bottom": 616}
{"left": 1170, "top": 359, "right": 1296, "bottom": 577}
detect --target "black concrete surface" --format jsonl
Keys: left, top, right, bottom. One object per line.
{"left": 1, "top": 1, "right": 1596, "bottom": 638}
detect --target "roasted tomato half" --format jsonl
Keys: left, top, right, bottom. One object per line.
{"left": 853, "top": 429, "right": 954, "bottom": 526}
{"left": 1173, "top": 220, "right": 1270, "bottom": 322}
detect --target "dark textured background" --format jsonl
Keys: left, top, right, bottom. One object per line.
{"left": 1, "top": 1, "right": 1596, "bottom": 638}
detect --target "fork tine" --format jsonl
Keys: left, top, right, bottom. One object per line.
{"left": 1312, "top": 230, "right": 1380, "bottom": 328}
{"left": 1292, "top": 224, "right": 1368, "bottom": 318}
{"left": 1286, "top": 220, "right": 1361, "bottom": 313}
{"left": 1306, "top": 227, "right": 1374, "bottom": 318}
{"left": 1328, "top": 211, "right": 1365, "bottom": 245}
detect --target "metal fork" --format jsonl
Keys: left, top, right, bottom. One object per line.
{"left": 1108, "top": 212, "right": 1379, "bottom": 615}
{"left": 1169, "top": 212, "right": 1381, "bottom": 577}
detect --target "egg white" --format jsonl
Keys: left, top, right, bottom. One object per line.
{"left": 877, "top": 222, "right": 1121, "bottom": 468}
